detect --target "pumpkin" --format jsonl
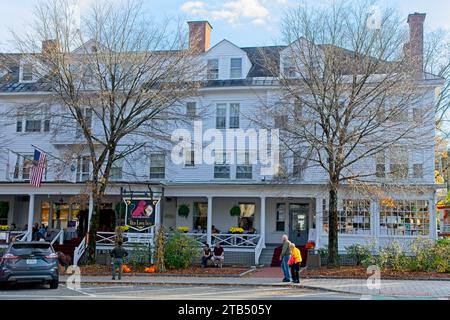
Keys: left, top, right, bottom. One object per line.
{"left": 144, "top": 266, "right": 156, "bottom": 273}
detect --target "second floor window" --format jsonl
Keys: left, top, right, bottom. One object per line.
{"left": 76, "top": 156, "right": 91, "bottom": 182}
{"left": 274, "top": 115, "right": 288, "bottom": 129}
{"left": 186, "top": 102, "right": 197, "bottom": 118}
{"left": 76, "top": 107, "right": 93, "bottom": 137}
{"left": 236, "top": 151, "right": 252, "bottom": 179}
{"left": 150, "top": 154, "right": 165, "bottom": 179}
{"left": 25, "top": 120, "right": 41, "bottom": 132}
{"left": 293, "top": 153, "right": 304, "bottom": 179}
{"left": 390, "top": 147, "right": 408, "bottom": 178}
{"left": 207, "top": 59, "right": 219, "bottom": 80}
{"left": 229, "top": 103, "right": 240, "bottom": 128}
{"left": 376, "top": 151, "right": 386, "bottom": 178}
{"left": 214, "top": 151, "right": 230, "bottom": 179}
{"left": 230, "top": 58, "right": 242, "bottom": 78}
{"left": 14, "top": 155, "right": 34, "bottom": 180}
{"left": 110, "top": 159, "right": 124, "bottom": 180}
{"left": 216, "top": 104, "right": 227, "bottom": 129}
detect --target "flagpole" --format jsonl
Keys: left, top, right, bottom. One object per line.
{"left": 30, "top": 144, "right": 67, "bottom": 164}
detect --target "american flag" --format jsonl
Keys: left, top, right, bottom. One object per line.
{"left": 30, "top": 150, "right": 46, "bottom": 188}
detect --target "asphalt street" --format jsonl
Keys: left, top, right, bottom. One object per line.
{"left": 0, "top": 283, "right": 363, "bottom": 300}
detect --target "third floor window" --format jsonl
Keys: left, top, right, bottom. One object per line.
{"left": 230, "top": 58, "right": 242, "bottom": 79}
{"left": 207, "top": 59, "right": 219, "bottom": 80}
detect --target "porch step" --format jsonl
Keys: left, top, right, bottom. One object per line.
{"left": 53, "top": 238, "right": 82, "bottom": 261}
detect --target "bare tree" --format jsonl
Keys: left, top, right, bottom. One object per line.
{"left": 11, "top": 0, "right": 201, "bottom": 261}
{"left": 253, "top": 0, "right": 436, "bottom": 267}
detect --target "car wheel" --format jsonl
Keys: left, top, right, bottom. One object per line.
{"left": 49, "top": 280, "right": 59, "bottom": 289}
{"left": 0, "top": 282, "right": 7, "bottom": 290}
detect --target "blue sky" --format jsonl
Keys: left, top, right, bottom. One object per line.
{"left": 0, "top": 0, "right": 449, "bottom": 51}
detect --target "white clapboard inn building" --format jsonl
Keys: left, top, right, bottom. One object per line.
{"left": 0, "top": 14, "right": 444, "bottom": 266}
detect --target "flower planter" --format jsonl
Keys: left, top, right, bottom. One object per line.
{"left": 0, "top": 231, "right": 8, "bottom": 241}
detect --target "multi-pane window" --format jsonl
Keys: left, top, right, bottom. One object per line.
{"left": 21, "top": 63, "right": 34, "bottom": 81}
{"left": 375, "top": 151, "right": 386, "bottom": 178}
{"left": 338, "top": 200, "right": 371, "bottom": 234}
{"left": 150, "top": 154, "right": 165, "bottom": 179}
{"left": 13, "top": 155, "right": 33, "bottom": 180}
{"left": 293, "top": 153, "right": 304, "bottom": 179}
{"left": 216, "top": 104, "right": 227, "bottom": 129}
{"left": 76, "top": 107, "right": 93, "bottom": 137}
{"left": 412, "top": 150, "right": 424, "bottom": 178}
{"left": 238, "top": 203, "right": 255, "bottom": 230}
{"left": 390, "top": 108, "right": 409, "bottom": 122}
{"left": 0, "top": 201, "right": 8, "bottom": 225}
{"left": 380, "top": 200, "right": 430, "bottom": 236}
{"left": 236, "top": 151, "right": 252, "bottom": 179}
{"left": 186, "top": 102, "right": 197, "bottom": 118}
{"left": 76, "top": 156, "right": 91, "bottom": 182}
{"left": 276, "top": 203, "right": 286, "bottom": 231}
{"left": 389, "top": 147, "right": 408, "bottom": 178}
{"left": 207, "top": 59, "right": 219, "bottom": 80}
{"left": 110, "top": 159, "right": 124, "bottom": 180}
{"left": 16, "top": 121, "right": 23, "bottom": 133}
{"left": 283, "top": 56, "right": 296, "bottom": 77}
{"left": 193, "top": 202, "right": 208, "bottom": 231}
{"left": 230, "top": 58, "right": 242, "bottom": 79}
{"left": 25, "top": 120, "right": 41, "bottom": 132}
{"left": 184, "top": 143, "right": 195, "bottom": 167}
{"left": 214, "top": 151, "right": 230, "bottom": 179}
{"left": 229, "top": 103, "right": 240, "bottom": 129}
{"left": 413, "top": 108, "right": 424, "bottom": 122}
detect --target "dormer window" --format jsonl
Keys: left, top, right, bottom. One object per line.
{"left": 282, "top": 56, "right": 296, "bottom": 78}
{"left": 230, "top": 58, "right": 242, "bottom": 79}
{"left": 207, "top": 59, "right": 219, "bottom": 80}
{"left": 21, "top": 63, "right": 34, "bottom": 82}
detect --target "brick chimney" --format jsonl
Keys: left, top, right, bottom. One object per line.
{"left": 404, "top": 12, "right": 426, "bottom": 74}
{"left": 188, "top": 21, "right": 213, "bottom": 53}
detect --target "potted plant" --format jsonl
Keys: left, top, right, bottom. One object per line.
{"left": 0, "top": 225, "right": 9, "bottom": 241}
{"left": 177, "top": 226, "right": 190, "bottom": 233}
{"left": 228, "top": 227, "right": 244, "bottom": 234}
{"left": 178, "top": 204, "right": 190, "bottom": 218}
{"left": 229, "top": 205, "right": 241, "bottom": 217}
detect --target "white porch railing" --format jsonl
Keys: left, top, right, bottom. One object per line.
{"left": 96, "top": 232, "right": 154, "bottom": 249}
{"left": 50, "top": 229, "right": 64, "bottom": 245}
{"left": 73, "top": 236, "right": 87, "bottom": 266}
{"left": 254, "top": 236, "right": 264, "bottom": 265}
{"left": 165, "top": 233, "right": 208, "bottom": 246}
{"left": 211, "top": 233, "right": 260, "bottom": 248}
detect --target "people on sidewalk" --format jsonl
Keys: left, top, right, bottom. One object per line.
{"left": 289, "top": 243, "right": 302, "bottom": 284}
{"left": 110, "top": 241, "right": 128, "bottom": 280}
{"left": 280, "top": 235, "right": 291, "bottom": 282}
{"left": 201, "top": 243, "right": 213, "bottom": 267}
{"left": 212, "top": 242, "right": 224, "bottom": 268}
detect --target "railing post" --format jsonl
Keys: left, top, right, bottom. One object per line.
{"left": 260, "top": 196, "right": 266, "bottom": 249}
{"left": 59, "top": 229, "right": 64, "bottom": 245}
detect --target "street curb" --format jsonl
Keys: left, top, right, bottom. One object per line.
{"left": 301, "top": 276, "right": 450, "bottom": 282}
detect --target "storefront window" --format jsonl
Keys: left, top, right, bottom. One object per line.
{"left": 70, "top": 203, "right": 81, "bottom": 229}
{"left": 339, "top": 200, "right": 371, "bottom": 234}
{"left": 380, "top": 200, "right": 430, "bottom": 236}
{"left": 276, "top": 203, "right": 286, "bottom": 231}
{"left": 53, "top": 203, "right": 69, "bottom": 229}
{"left": 41, "top": 202, "right": 50, "bottom": 227}
{"left": 239, "top": 203, "right": 255, "bottom": 231}
{"left": 193, "top": 202, "right": 208, "bottom": 231}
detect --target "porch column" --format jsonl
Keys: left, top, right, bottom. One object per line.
{"left": 430, "top": 194, "right": 437, "bottom": 240}
{"left": 260, "top": 196, "right": 266, "bottom": 248}
{"left": 315, "top": 197, "right": 322, "bottom": 249}
{"left": 154, "top": 199, "right": 161, "bottom": 234}
{"left": 87, "top": 193, "right": 94, "bottom": 233}
{"left": 207, "top": 196, "right": 213, "bottom": 246}
{"left": 26, "top": 194, "right": 35, "bottom": 241}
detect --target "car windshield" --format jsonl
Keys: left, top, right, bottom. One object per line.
{"left": 10, "top": 244, "right": 53, "bottom": 256}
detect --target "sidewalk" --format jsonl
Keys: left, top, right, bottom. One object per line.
{"left": 60, "top": 274, "right": 450, "bottom": 298}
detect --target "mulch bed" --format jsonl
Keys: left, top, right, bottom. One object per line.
{"left": 69, "top": 265, "right": 249, "bottom": 277}
{"left": 300, "top": 266, "right": 450, "bottom": 280}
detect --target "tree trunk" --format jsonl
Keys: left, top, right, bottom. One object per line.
{"left": 86, "top": 203, "right": 99, "bottom": 264}
{"left": 327, "top": 183, "right": 340, "bottom": 268}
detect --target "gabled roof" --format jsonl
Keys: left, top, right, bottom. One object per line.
{"left": 241, "top": 46, "right": 285, "bottom": 78}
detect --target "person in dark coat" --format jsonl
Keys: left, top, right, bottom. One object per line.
{"left": 110, "top": 241, "right": 128, "bottom": 280}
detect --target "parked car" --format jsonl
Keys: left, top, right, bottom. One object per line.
{"left": 0, "top": 242, "right": 59, "bottom": 289}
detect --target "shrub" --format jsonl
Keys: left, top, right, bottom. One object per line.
{"left": 127, "top": 243, "right": 151, "bottom": 268}
{"left": 345, "top": 244, "right": 372, "bottom": 266}
{"left": 378, "top": 241, "right": 408, "bottom": 271}
{"left": 164, "top": 231, "right": 201, "bottom": 269}
{"left": 409, "top": 238, "right": 436, "bottom": 272}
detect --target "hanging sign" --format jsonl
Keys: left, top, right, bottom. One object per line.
{"left": 121, "top": 187, "right": 162, "bottom": 232}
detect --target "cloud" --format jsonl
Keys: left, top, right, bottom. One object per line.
{"left": 180, "top": 0, "right": 275, "bottom": 26}
{"left": 181, "top": 1, "right": 208, "bottom": 16}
